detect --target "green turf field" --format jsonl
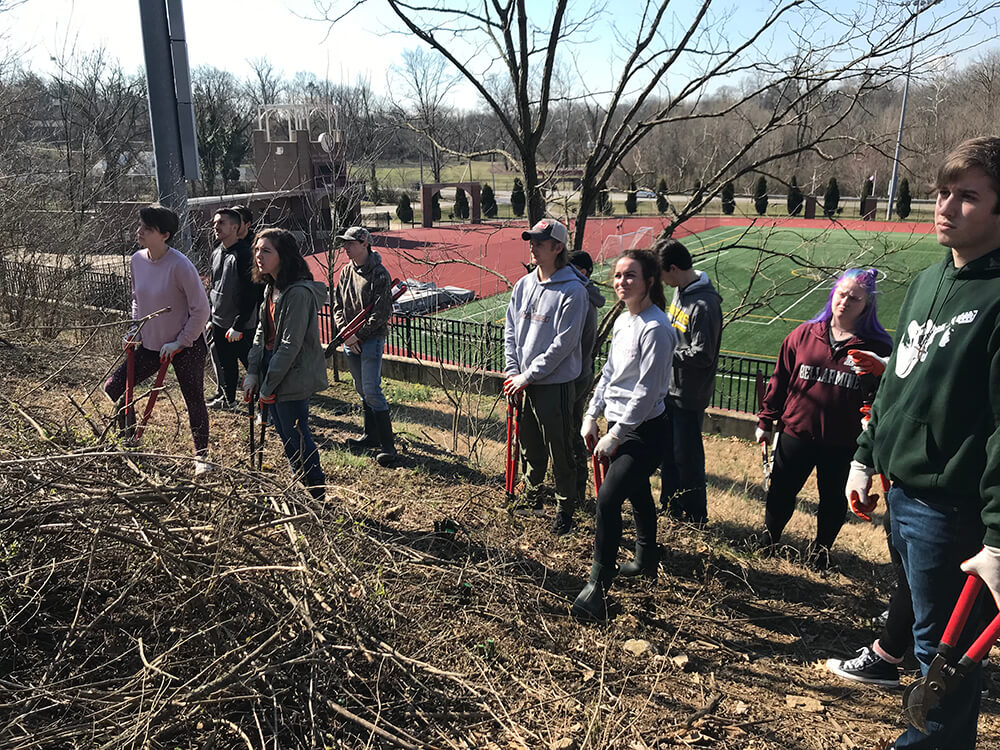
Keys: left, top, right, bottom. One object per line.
{"left": 435, "top": 225, "right": 947, "bottom": 359}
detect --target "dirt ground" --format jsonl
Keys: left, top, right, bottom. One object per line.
{"left": 2, "top": 332, "right": 998, "bottom": 750}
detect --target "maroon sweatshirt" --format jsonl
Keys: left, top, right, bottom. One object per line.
{"left": 757, "top": 321, "right": 892, "bottom": 447}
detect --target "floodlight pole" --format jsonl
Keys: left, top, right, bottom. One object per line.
{"left": 886, "top": 5, "right": 923, "bottom": 221}
{"left": 139, "top": 0, "right": 200, "bottom": 253}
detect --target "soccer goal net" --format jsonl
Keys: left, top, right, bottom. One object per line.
{"left": 597, "top": 226, "right": 655, "bottom": 263}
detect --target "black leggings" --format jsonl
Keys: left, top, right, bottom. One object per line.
{"left": 593, "top": 413, "right": 666, "bottom": 569}
{"left": 764, "top": 432, "right": 853, "bottom": 549}
{"left": 880, "top": 505, "right": 915, "bottom": 659}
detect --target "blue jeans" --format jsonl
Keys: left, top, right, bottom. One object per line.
{"left": 345, "top": 337, "right": 387, "bottom": 412}
{"left": 659, "top": 402, "right": 708, "bottom": 522}
{"left": 269, "top": 398, "right": 324, "bottom": 488}
{"left": 888, "top": 485, "right": 984, "bottom": 749}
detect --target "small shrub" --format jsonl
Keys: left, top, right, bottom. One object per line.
{"left": 721, "top": 180, "right": 735, "bottom": 215}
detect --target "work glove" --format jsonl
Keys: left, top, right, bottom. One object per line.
{"left": 242, "top": 374, "right": 259, "bottom": 403}
{"left": 123, "top": 326, "right": 140, "bottom": 350}
{"left": 503, "top": 373, "right": 528, "bottom": 397}
{"left": 847, "top": 349, "right": 887, "bottom": 377}
{"left": 961, "top": 546, "right": 1000, "bottom": 611}
{"left": 259, "top": 393, "right": 277, "bottom": 405}
{"left": 845, "top": 460, "right": 887, "bottom": 522}
{"left": 593, "top": 432, "right": 620, "bottom": 459}
{"left": 581, "top": 416, "right": 598, "bottom": 446}
{"left": 860, "top": 403, "right": 872, "bottom": 431}
{"left": 159, "top": 341, "right": 183, "bottom": 363}
{"left": 755, "top": 426, "right": 771, "bottom": 445}
{"left": 225, "top": 327, "right": 243, "bottom": 342}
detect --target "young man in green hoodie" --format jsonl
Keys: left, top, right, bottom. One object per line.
{"left": 847, "top": 137, "right": 1000, "bottom": 748}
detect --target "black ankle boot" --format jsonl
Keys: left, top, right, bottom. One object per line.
{"left": 618, "top": 543, "right": 660, "bottom": 579}
{"left": 373, "top": 409, "right": 398, "bottom": 467}
{"left": 572, "top": 563, "right": 615, "bottom": 622}
{"left": 346, "top": 402, "right": 380, "bottom": 453}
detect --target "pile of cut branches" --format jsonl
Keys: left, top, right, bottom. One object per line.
{"left": 0, "top": 446, "right": 508, "bottom": 749}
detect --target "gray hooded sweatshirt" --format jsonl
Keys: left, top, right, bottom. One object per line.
{"left": 248, "top": 279, "right": 330, "bottom": 402}
{"left": 666, "top": 270, "right": 723, "bottom": 411}
{"left": 504, "top": 264, "right": 588, "bottom": 385}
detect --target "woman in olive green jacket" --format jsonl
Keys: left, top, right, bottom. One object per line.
{"left": 243, "top": 228, "right": 329, "bottom": 500}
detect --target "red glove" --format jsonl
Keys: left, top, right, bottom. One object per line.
{"left": 845, "top": 460, "right": 888, "bottom": 521}
{"left": 259, "top": 393, "right": 276, "bottom": 405}
{"left": 503, "top": 374, "right": 528, "bottom": 397}
{"left": 847, "top": 349, "right": 887, "bottom": 377}
{"left": 860, "top": 403, "right": 872, "bottom": 431}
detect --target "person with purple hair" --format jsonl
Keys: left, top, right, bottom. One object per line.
{"left": 755, "top": 268, "right": 893, "bottom": 568}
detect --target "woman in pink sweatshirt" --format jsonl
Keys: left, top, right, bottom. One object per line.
{"left": 104, "top": 204, "right": 212, "bottom": 474}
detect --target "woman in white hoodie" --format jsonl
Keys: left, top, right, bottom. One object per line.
{"left": 573, "top": 249, "right": 676, "bottom": 622}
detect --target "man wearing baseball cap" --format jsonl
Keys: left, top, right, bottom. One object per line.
{"left": 332, "top": 226, "right": 398, "bottom": 467}
{"left": 504, "top": 218, "right": 588, "bottom": 535}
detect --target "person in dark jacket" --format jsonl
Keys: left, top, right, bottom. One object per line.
{"left": 568, "top": 250, "right": 606, "bottom": 502}
{"left": 331, "top": 226, "right": 398, "bottom": 467}
{"left": 243, "top": 228, "right": 329, "bottom": 500}
{"left": 208, "top": 207, "right": 259, "bottom": 408}
{"left": 850, "top": 137, "right": 1000, "bottom": 748}
{"left": 756, "top": 268, "right": 892, "bottom": 566}
{"left": 655, "top": 238, "right": 722, "bottom": 525}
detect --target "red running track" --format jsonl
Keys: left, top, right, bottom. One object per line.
{"left": 306, "top": 216, "right": 934, "bottom": 298}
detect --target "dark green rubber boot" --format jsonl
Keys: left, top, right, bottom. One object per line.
{"left": 571, "top": 562, "right": 615, "bottom": 622}
{"left": 346, "top": 402, "right": 380, "bottom": 453}
{"left": 618, "top": 543, "right": 660, "bottom": 579}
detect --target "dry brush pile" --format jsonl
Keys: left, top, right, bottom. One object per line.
{"left": 0, "top": 407, "right": 577, "bottom": 750}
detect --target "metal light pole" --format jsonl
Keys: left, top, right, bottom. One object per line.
{"left": 139, "top": 0, "right": 200, "bottom": 252}
{"left": 886, "top": 5, "right": 923, "bottom": 221}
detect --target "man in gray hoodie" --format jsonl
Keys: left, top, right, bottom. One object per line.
{"left": 504, "top": 219, "right": 588, "bottom": 535}
{"left": 655, "top": 238, "right": 723, "bottom": 524}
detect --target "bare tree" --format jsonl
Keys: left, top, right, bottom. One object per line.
{"left": 192, "top": 65, "right": 252, "bottom": 195}
{"left": 313, "top": 0, "right": 1000, "bottom": 249}
{"left": 390, "top": 47, "right": 460, "bottom": 183}
{"left": 245, "top": 56, "right": 286, "bottom": 111}
{"left": 48, "top": 48, "right": 149, "bottom": 222}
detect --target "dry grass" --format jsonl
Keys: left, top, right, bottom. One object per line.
{"left": 1, "top": 331, "right": 997, "bottom": 750}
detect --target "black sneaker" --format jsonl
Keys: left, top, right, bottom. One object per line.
{"left": 825, "top": 646, "right": 900, "bottom": 688}
{"left": 550, "top": 511, "right": 574, "bottom": 536}
{"left": 207, "top": 396, "right": 233, "bottom": 411}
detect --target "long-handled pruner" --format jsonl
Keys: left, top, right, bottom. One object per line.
{"left": 248, "top": 397, "right": 267, "bottom": 471}
{"left": 324, "top": 279, "right": 407, "bottom": 357}
{"left": 902, "top": 574, "right": 1000, "bottom": 734}
{"left": 504, "top": 391, "right": 522, "bottom": 500}
{"left": 133, "top": 360, "right": 170, "bottom": 441}
{"left": 585, "top": 434, "right": 609, "bottom": 496}
{"left": 120, "top": 344, "right": 137, "bottom": 438}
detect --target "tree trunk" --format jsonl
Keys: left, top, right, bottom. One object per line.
{"left": 522, "top": 151, "right": 543, "bottom": 226}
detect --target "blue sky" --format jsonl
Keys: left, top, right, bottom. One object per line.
{"left": 6, "top": 0, "right": 1000, "bottom": 110}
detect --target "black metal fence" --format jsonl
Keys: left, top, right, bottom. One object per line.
{"left": 0, "top": 260, "right": 131, "bottom": 311}
{"left": 3, "top": 260, "right": 774, "bottom": 415}
{"left": 318, "top": 306, "right": 775, "bottom": 414}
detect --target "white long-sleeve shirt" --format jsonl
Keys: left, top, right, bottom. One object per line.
{"left": 586, "top": 304, "right": 676, "bottom": 440}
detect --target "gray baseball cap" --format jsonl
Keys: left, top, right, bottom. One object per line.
{"left": 521, "top": 218, "right": 568, "bottom": 246}
{"left": 335, "top": 226, "right": 371, "bottom": 244}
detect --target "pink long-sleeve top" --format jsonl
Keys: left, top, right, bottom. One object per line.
{"left": 131, "top": 247, "right": 211, "bottom": 352}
